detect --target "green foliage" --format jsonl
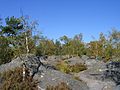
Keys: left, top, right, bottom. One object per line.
{"left": 104, "top": 44, "right": 113, "bottom": 62}
{"left": 68, "top": 63, "right": 87, "bottom": 73}
{"left": 109, "top": 29, "right": 120, "bottom": 58}
{"left": 54, "top": 40, "right": 62, "bottom": 55}
{"left": 35, "top": 45, "right": 43, "bottom": 56}
{"left": 1, "top": 16, "right": 23, "bottom": 36}
{"left": 86, "top": 41, "right": 98, "bottom": 58}
{"left": 55, "top": 61, "right": 87, "bottom": 74}
{"left": 0, "top": 37, "right": 14, "bottom": 65}
{"left": 111, "top": 58, "right": 120, "bottom": 62}
{"left": 0, "top": 16, "right": 24, "bottom": 64}
{"left": 0, "top": 16, "right": 39, "bottom": 64}
{"left": 55, "top": 61, "right": 70, "bottom": 73}
{"left": 0, "top": 15, "right": 120, "bottom": 65}
{"left": 59, "top": 34, "right": 85, "bottom": 57}
{"left": 0, "top": 67, "right": 38, "bottom": 90}
{"left": 60, "top": 35, "right": 70, "bottom": 44}
{"left": 36, "top": 39, "right": 55, "bottom": 56}
{"left": 46, "top": 82, "right": 71, "bottom": 90}
{"left": 86, "top": 30, "right": 120, "bottom": 61}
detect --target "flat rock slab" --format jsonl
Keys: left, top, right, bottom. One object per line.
{"left": 0, "top": 55, "right": 89, "bottom": 90}
{"left": 76, "top": 69, "right": 116, "bottom": 90}
{"left": 66, "top": 57, "right": 85, "bottom": 65}
{"left": 34, "top": 68, "right": 89, "bottom": 90}
{"left": 0, "top": 57, "right": 22, "bottom": 73}
{"left": 80, "top": 72, "right": 115, "bottom": 90}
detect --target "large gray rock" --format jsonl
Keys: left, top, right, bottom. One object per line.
{"left": 0, "top": 54, "right": 49, "bottom": 79}
{"left": 1, "top": 55, "right": 119, "bottom": 90}
{"left": 0, "top": 57, "right": 22, "bottom": 73}
{"left": 76, "top": 69, "right": 116, "bottom": 90}
{"left": 75, "top": 59, "right": 117, "bottom": 90}
{"left": 102, "top": 61, "right": 120, "bottom": 85}
{"left": 0, "top": 55, "right": 89, "bottom": 90}
{"left": 66, "top": 57, "right": 85, "bottom": 65}
{"left": 115, "top": 85, "right": 120, "bottom": 90}
{"left": 34, "top": 68, "right": 89, "bottom": 90}
{"left": 84, "top": 58, "right": 106, "bottom": 69}
{"left": 81, "top": 55, "right": 89, "bottom": 61}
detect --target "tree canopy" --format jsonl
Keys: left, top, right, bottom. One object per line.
{"left": 0, "top": 16, "right": 120, "bottom": 65}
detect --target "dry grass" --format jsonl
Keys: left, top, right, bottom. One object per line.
{"left": 55, "top": 61, "right": 87, "bottom": 74}
{"left": 0, "top": 67, "right": 38, "bottom": 90}
{"left": 73, "top": 76, "right": 82, "bottom": 81}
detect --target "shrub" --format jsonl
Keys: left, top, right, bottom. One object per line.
{"left": 0, "top": 67, "right": 38, "bottom": 90}
{"left": 55, "top": 61, "right": 87, "bottom": 74}
{"left": 0, "top": 48, "right": 13, "bottom": 65}
{"left": 68, "top": 63, "right": 87, "bottom": 73}
{"left": 112, "top": 59, "right": 120, "bottom": 62}
{"left": 55, "top": 61, "right": 70, "bottom": 73}
{"left": 46, "top": 82, "right": 71, "bottom": 90}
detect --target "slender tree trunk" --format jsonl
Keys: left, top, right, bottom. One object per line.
{"left": 25, "top": 32, "right": 29, "bottom": 54}
{"left": 23, "top": 63, "right": 26, "bottom": 81}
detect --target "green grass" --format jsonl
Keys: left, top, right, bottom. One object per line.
{"left": 55, "top": 61, "right": 87, "bottom": 74}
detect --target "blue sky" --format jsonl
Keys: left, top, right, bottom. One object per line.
{"left": 0, "top": 0, "right": 120, "bottom": 42}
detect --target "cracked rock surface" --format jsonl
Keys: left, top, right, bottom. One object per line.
{"left": 0, "top": 55, "right": 89, "bottom": 90}
{"left": 0, "top": 55, "right": 120, "bottom": 90}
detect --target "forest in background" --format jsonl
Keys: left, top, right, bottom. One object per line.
{"left": 0, "top": 16, "right": 120, "bottom": 65}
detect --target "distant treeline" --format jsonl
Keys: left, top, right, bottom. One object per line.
{"left": 0, "top": 16, "right": 120, "bottom": 65}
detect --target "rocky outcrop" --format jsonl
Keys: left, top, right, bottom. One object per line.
{"left": 0, "top": 57, "right": 22, "bottom": 73}
{"left": 76, "top": 69, "right": 116, "bottom": 90}
{"left": 0, "top": 55, "right": 89, "bottom": 90}
{"left": 75, "top": 56, "right": 117, "bottom": 90}
{"left": 0, "top": 55, "right": 120, "bottom": 90}
{"left": 66, "top": 57, "right": 85, "bottom": 65}
{"left": 102, "top": 61, "right": 120, "bottom": 85}
{"left": 34, "top": 67, "right": 88, "bottom": 90}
